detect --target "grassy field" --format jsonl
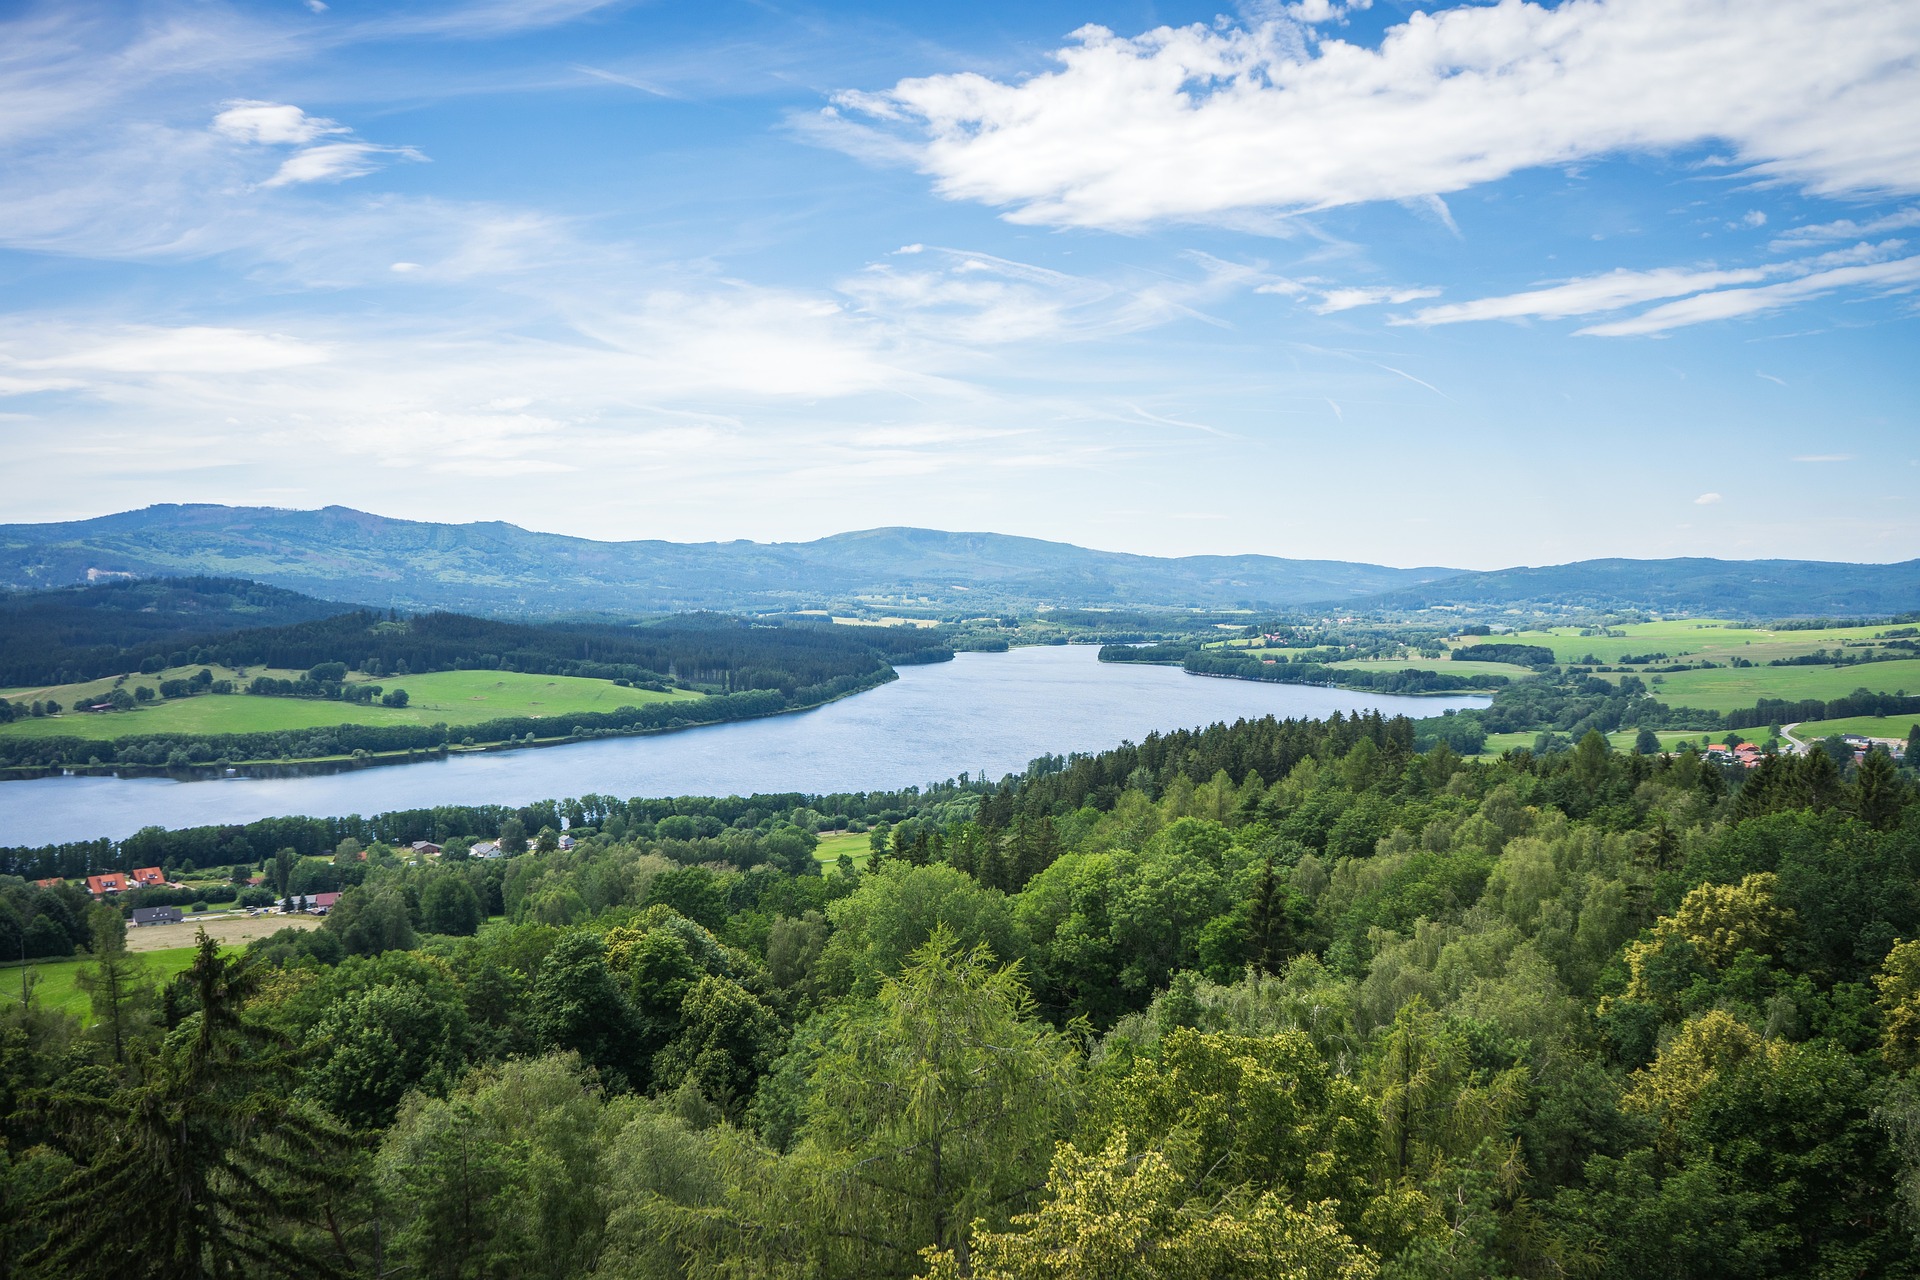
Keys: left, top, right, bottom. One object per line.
{"left": 1328, "top": 657, "right": 1536, "bottom": 679}
{"left": 1616, "top": 658, "right": 1920, "bottom": 714}
{"left": 0, "top": 667, "right": 702, "bottom": 742}
{"left": 813, "top": 829, "right": 870, "bottom": 869}
{"left": 2, "top": 945, "right": 201, "bottom": 1021}
{"left": 1454, "top": 619, "right": 1901, "bottom": 665}
{"left": 1791, "top": 715, "right": 1920, "bottom": 742}
{"left": 1474, "top": 729, "right": 1723, "bottom": 757}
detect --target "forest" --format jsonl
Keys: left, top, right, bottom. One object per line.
{"left": 4, "top": 712, "right": 1920, "bottom": 1278}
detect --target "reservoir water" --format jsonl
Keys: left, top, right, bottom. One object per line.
{"left": 0, "top": 646, "right": 1488, "bottom": 846}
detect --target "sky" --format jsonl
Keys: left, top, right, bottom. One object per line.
{"left": 0, "top": 0, "right": 1916, "bottom": 571}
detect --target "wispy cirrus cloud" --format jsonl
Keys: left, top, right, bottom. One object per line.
{"left": 1578, "top": 254, "right": 1920, "bottom": 336}
{"left": 213, "top": 100, "right": 425, "bottom": 188}
{"left": 823, "top": 0, "right": 1920, "bottom": 230}
{"left": 1395, "top": 242, "right": 1920, "bottom": 335}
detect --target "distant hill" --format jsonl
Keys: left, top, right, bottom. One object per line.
{"left": 1350, "top": 557, "right": 1920, "bottom": 618}
{"left": 0, "top": 576, "right": 356, "bottom": 687}
{"left": 0, "top": 505, "right": 1462, "bottom": 614}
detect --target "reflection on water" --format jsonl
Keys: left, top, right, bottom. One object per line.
{"left": 0, "top": 646, "right": 1488, "bottom": 845}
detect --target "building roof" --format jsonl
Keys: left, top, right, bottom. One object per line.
{"left": 130, "top": 866, "right": 166, "bottom": 885}
{"left": 86, "top": 873, "right": 130, "bottom": 894}
{"left": 131, "top": 905, "right": 183, "bottom": 924}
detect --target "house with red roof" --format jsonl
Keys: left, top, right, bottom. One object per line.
{"left": 86, "top": 873, "right": 130, "bottom": 896}
{"left": 31, "top": 878, "right": 63, "bottom": 890}
{"left": 130, "top": 866, "right": 167, "bottom": 887}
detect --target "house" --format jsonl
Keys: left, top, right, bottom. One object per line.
{"left": 31, "top": 877, "right": 62, "bottom": 890}
{"left": 470, "top": 840, "right": 502, "bottom": 859}
{"left": 556, "top": 833, "right": 575, "bottom": 850}
{"left": 410, "top": 841, "right": 443, "bottom": 857}
{"left": 130, "top": 866, "right": 167, "bottom": 887}
{"left": 131, "top": 906, "right": 184, "bottom": 926}
{"left": 309, "top": 892, "right": 341, "bottom": 914}
{"left": 86, "top": 873, "right": 130, "bottom": 896}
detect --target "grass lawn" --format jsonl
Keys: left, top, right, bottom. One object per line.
{"left": 0, "top": 668, "right": 703, "bottom": 743}
{"left": 813, "top": 829, "right": 870, "bottom": 870}
{"left": 1620, "top": 658, "right": 1920, "bottom": 714}
{"left": 1329, "top": 657, "right": 1536, "bottom": 679}
{"left": 2, "top": 945, "right": 201, "bottom": 1021}
{"left": 1791, "top": 715, "right": 1920, "bottom": 742}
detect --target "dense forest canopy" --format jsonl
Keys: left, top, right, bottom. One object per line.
{"left": 0, "top": 583, "right": 949, "bottom": 691}
{"left": 0, "top": 576, "right": 355, "bottom": 686}
{"left": 5, "top": 712, "right": 1920, "bottom": 1278}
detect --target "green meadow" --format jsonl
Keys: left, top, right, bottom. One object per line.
{"left": 1454, "top": 618, "right": 1900, "bottom": 665}
{"left": 0, "top": 667, "right": 702, "bottom": 743}
{"left": 813, "top": 829, "right": 870, "bottom": 869}
{"left": 2, "top": 945, "right": 200, "bottom": 1022}
{"left": 1791, "top": 714, "right": 1920, "bottom": 741}
{"left": 1624, "top": 658, "right": 1920, "bottom": 715}
{"left": 1328, "top": 657, "right": 1537, "bottom": 679}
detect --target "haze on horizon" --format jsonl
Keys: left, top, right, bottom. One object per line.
{"left": 1, "top": 0, "right": 1915, "bottom": 572}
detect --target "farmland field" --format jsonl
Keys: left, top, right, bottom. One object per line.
{"left": 1329, "top": 657, "right": 1536, "bottom": 679}
{"left": 1453, "top": 619, "right": 1901, "bottom": 665}
{"left": 0, "top": 667, "right": 702, "bottom": 742}
{"left": 1790, "top": 714, "right": 1920, "bottom": 742}
{"left": 1623, "top": 658, "right": 1920, "bottom": 714}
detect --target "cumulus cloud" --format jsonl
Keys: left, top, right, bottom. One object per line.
{"left": 827, "top": 0, "right": 1920, "bottom": 230}
{"left": 1695, "top": 492, "right": 1722, "bottom": 504}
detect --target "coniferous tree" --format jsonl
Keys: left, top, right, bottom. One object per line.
{"left": 29, "top": 932, "right": 356, "bottom": 1280}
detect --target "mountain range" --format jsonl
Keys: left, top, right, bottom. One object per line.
{"left": 1, "top": 504, "right": 1915, "bottom": 619}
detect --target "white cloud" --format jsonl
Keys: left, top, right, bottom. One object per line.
{"left": 210, "top": 99, "right": 425, "bottom": 188}
{"left": 1695, "top": 492, "right": 1722, "bottom": 504}
{"left": 1769, "top": 207, "right": 1920, "bottom": 248}
{"left": 1312, "top": 285, "right": 1440, "bottom": 313}
{"left": 1403, "top": 265, "right": 1772, "bottom": 325}
{"left": 1400, "top": 241, "right": 1917, "bottom": 333}
{"left": 13, "top": 326, "right": 328, "bottom": 374}
{"left": 1577, "top": 254, "right": 1920, "bottom": 335}
{"left": 212, "top": 100, "right": 344, "bottom": 146}
{"left": 1792, "top": 454, "right": 1853, "bottom": 462}
{"left": 262, "top": 140, "right": 425, "bottom": 187}
{"left": 830, "top": 0, "right": 1920, "bottom": 230}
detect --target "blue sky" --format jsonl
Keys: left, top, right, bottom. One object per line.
{"left": 1, "top": 0, "right": 1915, "bottom": 569}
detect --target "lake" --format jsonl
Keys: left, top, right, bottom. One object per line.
{"left": 0, "top": 646, "right": 1488, "bottom": 846}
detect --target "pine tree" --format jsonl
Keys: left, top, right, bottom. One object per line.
{"left": 29, "top": 932, "right": 358, "bottom": 1279}
{"left": 72, "top": 904, "right": 154, "bottom": 1068}
{"left": 1855, "top": 748, "right": 1905, "bottom": 831}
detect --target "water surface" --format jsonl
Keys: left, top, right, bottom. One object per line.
{"left": 0, "top": 646, "right": 1487, "bottom": 845}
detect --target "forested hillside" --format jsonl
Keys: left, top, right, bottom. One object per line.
{"left": 0, "top": 576, "right": 355, "bottom": 686}
{"left": 1352, "top": 556, "right": 1920, "bottom": 618}
{"left": 4, "top": 714, "right": 1919, "bottom": 1278}
{"left": 0, "top": 504, "right": 1460, "bottom": 614}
